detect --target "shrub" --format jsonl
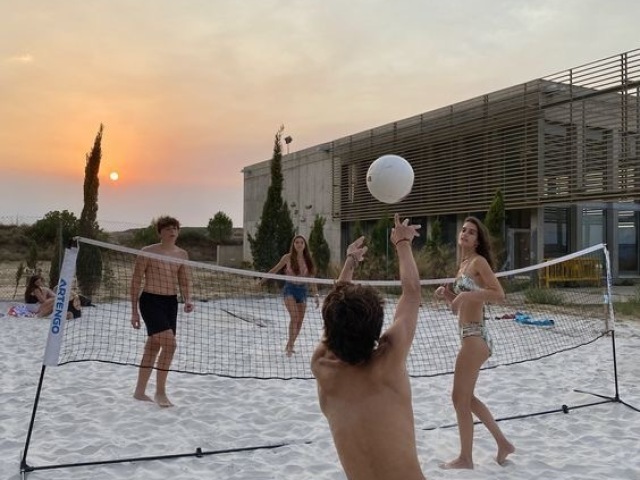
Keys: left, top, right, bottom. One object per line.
{"left": 416, "top": 243, "right": 456, "bottom": 281}
{"left": 524, "top": 287, "right": 564, "bottom": 305}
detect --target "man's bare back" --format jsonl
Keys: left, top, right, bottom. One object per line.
{"left": 312, "top": 335, "right": 425, "bottom": 480}
{"left": 312, "top": 217, "right": 424, "bottom": 480}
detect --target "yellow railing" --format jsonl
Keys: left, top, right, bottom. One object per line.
{"left": 539, "top": 258, "right": 602, "bottom": 288}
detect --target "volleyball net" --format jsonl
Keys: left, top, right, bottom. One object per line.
{"left": 45, "top": 238, "right": 613, "bottom": 379}
{"left": 21, "top": 239, "right": 626, "bottom": 477}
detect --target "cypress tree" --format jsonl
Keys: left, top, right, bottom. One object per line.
{"left": 248, "top": 126, "right": 295, "bottom": 271}
{"left": 485, "top": 189, "right": 506, "bottom": 270}
{"left": 76, "top": 124, "right": 104, "bottom": 297}
{"left": 426, "top": 216, "right": 443, "bottom": 251}
{"left": 309, "top": 215, "right": 330, "bottom": 277}
{"left": 368, "top": 214, "right": 395, "bottom": 279}
{"left": 370, "top": 214, "right": 393, "bottom": 259}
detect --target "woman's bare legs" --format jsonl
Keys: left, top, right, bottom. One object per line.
{"left": 284, "top": 297, "right": 306, "bottom": 356}
{"left": 440, "top": 337, "right": 512, "bottom": 469}
{"left": 36, "top": 298, "right": 55, "bottom": 317}
{"left": 470, "top": 396, "right": 515, "bottom": 464}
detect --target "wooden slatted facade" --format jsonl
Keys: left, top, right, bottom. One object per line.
{"left": 329, "top": 50, "right": 639, "bottom": 222}
{"left": 243, "top": 48, "right": 640, "bottom": 278}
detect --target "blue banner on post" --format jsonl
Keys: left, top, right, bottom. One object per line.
{"left": 43, "top": 246, "right": 78, "bottom": 366}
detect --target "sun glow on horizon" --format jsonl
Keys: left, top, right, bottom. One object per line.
{"left": 109, "top": 171, "right": 119, "bottom": 181}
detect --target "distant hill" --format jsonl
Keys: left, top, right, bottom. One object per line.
{"left": 0, "top": 224, "right": 40, "bottom": 262}
{"left": 0, "top": 224, "right": 243, "bottom": 263}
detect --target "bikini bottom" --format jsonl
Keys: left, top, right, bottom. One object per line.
{"left": 460, "top": 322, "right": 493, "bottom": 356}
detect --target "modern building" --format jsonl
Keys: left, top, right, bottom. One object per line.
{"left": 243, "top": 48, "right": 640, "bottom": 281}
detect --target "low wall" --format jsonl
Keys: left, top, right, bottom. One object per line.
{"left": 217, "top": 245, "right": 244, "bottom": 268}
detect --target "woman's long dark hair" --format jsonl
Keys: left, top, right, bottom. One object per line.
{"left": 463, "top": 216, "right": 496, "bottom": 270}
{"left": 288, "top": 235, "right": 316, "bottom": 276}
{"left": 24, "top": 275, "right": 43, "bottom": 303}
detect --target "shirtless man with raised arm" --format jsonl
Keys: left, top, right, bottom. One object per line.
{"left": 311, "top": 213, "right": 425, "bottom": 480}
{"left": 131, "top": 216, "right": 194, "bottom": 407}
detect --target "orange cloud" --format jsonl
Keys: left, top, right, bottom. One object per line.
{"left": 5, "top": 54, "right": 34, "bottom": 64}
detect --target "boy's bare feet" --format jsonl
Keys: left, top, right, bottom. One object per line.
{"left": 439, "top": 457, "right": 473, "bottom": 470}
{"left": 155, "top": 393, "right": 174, "bottom": 408}
{"left": 497, "top": 442, "right": 515, "bottom": 465}
{"left": 133, "top": 392, "right": 153, "bottom": 402}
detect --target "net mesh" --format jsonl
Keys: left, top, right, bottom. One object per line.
{"left": 55, "top": 238, "right": 612, "bottom": 379}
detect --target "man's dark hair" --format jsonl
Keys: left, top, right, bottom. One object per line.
{"left": 155, "top": 216, "right": 181, "bottom": 234}
{"left": 321, "top": 282, "right": 385, "bottom": 364}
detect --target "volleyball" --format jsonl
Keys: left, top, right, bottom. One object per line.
{"left": 366, "top": 154, "right": 414, "bottom": 204}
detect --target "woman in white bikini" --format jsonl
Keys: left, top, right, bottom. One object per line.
{"left": 435, "top": 216, "right": 515, "bottom": 469}
{"left": 262, "top": 235, "right": 319, "bottom": 356}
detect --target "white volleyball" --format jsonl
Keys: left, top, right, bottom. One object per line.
{"left": 366, "top": 154, "right": 414, "bottom": 204}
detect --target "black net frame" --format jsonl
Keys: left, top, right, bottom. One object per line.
{"left": 20, "top": 240, "right": 639, "bottom": 478}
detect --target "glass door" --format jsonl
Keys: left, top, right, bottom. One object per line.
{"left": 618, "top": 210, "right": 639, "bottom": 274}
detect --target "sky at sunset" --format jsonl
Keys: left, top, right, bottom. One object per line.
{"left": 1, "top": 0, "right": 639, "bottom": 229}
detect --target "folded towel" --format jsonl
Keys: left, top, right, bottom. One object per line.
{"left": 8, "top": 304, "right": 36, "bottom": 318}
{"left": 514, "top": 312, "right": 555, "bottom": 327}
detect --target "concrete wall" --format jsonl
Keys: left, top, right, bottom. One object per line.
{"left": 217, "top": 245, "right": 244, "bottom": 268}
{"left": 243, "top": 143, "right": 344, "bottom": 266}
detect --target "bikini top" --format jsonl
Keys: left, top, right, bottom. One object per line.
{"left": 452, "top": 274, "right": 480, "bottom": 295}
{"left": 285, "top": 258, "right": 309, "bottom": 277}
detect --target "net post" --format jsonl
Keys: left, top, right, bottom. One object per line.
{"left": 602, "top": 245, "right": 615, "bottom": 333}
{"left": 20, "top": 246, "right": 78, "bottom": 477}
{"left": 609, "top": 327, "right": 640, "bottom": 412}
{"left": 603, "top": 245, "right": 619, "bottom": 400}
{"left": 20, "top": 365, "right": 48, "bottom": 478}
{"left": 43, "top": 245, "right": 79, "bottom": 366}
{"left": 610, "top": 329, "right": 621, "bottom": 402}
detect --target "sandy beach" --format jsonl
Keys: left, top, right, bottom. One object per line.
{"left": 1, "top": 304, "right": 639, "bottom": 480}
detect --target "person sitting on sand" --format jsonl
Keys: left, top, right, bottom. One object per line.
{"left": 24, "top": 274, "right": 81, "bottom": 319}
{"left": 24, "top": 274, "right": 55, "bottom": 317}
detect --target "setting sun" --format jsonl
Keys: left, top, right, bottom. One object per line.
{"left": 109, "top": 171, "right": 119, "bottom": 181}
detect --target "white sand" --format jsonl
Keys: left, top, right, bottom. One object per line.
{"left": 1, "top": 309, "right": 639, "bottom": 480}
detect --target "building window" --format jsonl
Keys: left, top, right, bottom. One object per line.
{"left": 581, "top": 208, "right": 604, "bottom": 248}
{"left": 618, "top": 210, "right": 639, "bottom": 274}
{"left": 544, "top": 207, "right": 570, "bottom": 258}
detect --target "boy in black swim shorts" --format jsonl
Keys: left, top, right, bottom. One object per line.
{"left": 130, "top": 216, "right": 194, "bottom": 407}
